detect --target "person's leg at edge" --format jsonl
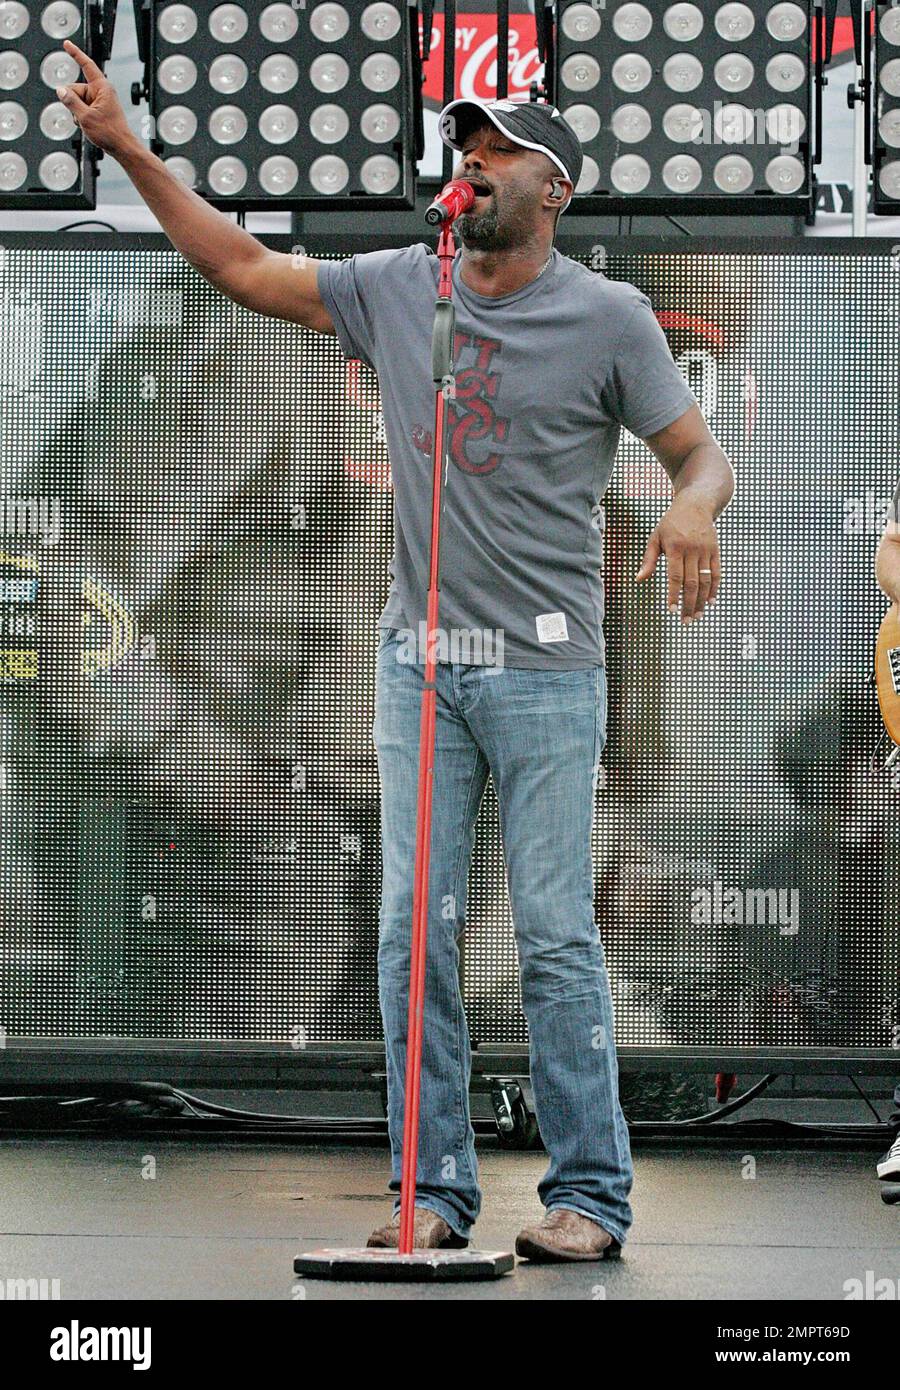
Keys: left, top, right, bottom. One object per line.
{"left": 372, "top": 628, "right": 490, "bottom": 1240}
{"left": 468, "top": 661, "right": 633, "bottom": 1246}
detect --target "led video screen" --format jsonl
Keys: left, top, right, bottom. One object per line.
{"left": 0, "top": 234, "right": 896, "bottom": 1052}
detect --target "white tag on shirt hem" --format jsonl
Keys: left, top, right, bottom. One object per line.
{"left": 535, "top": 611, "right": 570, "bottom": 643}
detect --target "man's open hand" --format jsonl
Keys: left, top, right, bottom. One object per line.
{"left": 53, "top": 39, "right": 135, "bottom": 158}
{"left": 635, "top": 492, "right": 721, "bottom": 624}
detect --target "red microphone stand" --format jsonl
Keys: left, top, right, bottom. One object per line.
{"left": 294, "top": 214, "right": 513, "bottom": 1280}
{"left": 397, "top": 221, "right": 457, "bottom": 1255}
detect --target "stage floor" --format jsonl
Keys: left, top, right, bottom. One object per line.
{"left": 0, "top": 1133, "right": 895, "bottom": 1300}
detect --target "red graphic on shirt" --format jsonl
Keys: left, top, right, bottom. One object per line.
{"left": 450, "top": 333, "right": 510, "bottom": 474}
{"left": 412, "top": 332, "right": 511, "bottom": 476}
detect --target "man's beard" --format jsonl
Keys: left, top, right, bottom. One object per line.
{"left": 454, "top": 197, "right": 515, "bottom": 252}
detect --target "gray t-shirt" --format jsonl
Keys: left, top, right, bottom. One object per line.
{"left": 317, "top": 242, "right": 699, "bottom": 668}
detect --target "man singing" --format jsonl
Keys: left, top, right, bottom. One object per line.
{"left": 57, "top": 43, "right": 734, "bottom": 1261}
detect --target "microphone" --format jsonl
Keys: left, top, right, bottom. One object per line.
{"left": 424, "top": 179, "right": 476, "bottom": 226}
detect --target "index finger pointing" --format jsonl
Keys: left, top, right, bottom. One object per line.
{"left": 63, "top": 38, "right": 103, "bottom": 83}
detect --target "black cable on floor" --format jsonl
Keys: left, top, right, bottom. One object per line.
{"left": 0, "top": 1079, "right": 895, "bottom": 1144}
{"left": 661, "top": 1073, "right": 777, "bottom": 1125}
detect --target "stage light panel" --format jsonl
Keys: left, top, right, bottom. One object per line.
{"left": 145, "top": 1, "right": 418, "bottom": 210}
{"left": 555, "top": 0, "right": 816, "bottom": 216}
{"left": 0, "top": 1, "right": 113, "bottom": 209}
{"left": 873, "top": 0, "right": 900, "bottom": 212}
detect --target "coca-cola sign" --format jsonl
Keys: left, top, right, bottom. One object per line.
{"left": 419, "top": 12, "right": 544, "bottom": 106}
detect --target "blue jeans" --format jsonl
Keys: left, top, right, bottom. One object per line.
{"left": 372, "top": 626, "right": 634, "bottom": 1244}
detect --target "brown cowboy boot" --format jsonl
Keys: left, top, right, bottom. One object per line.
{"left": 515, "top": 1208, "right": 622, "bottom": 1263}
{"left": 367, "top": 1206, "right": 469, "bottom": 1250}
